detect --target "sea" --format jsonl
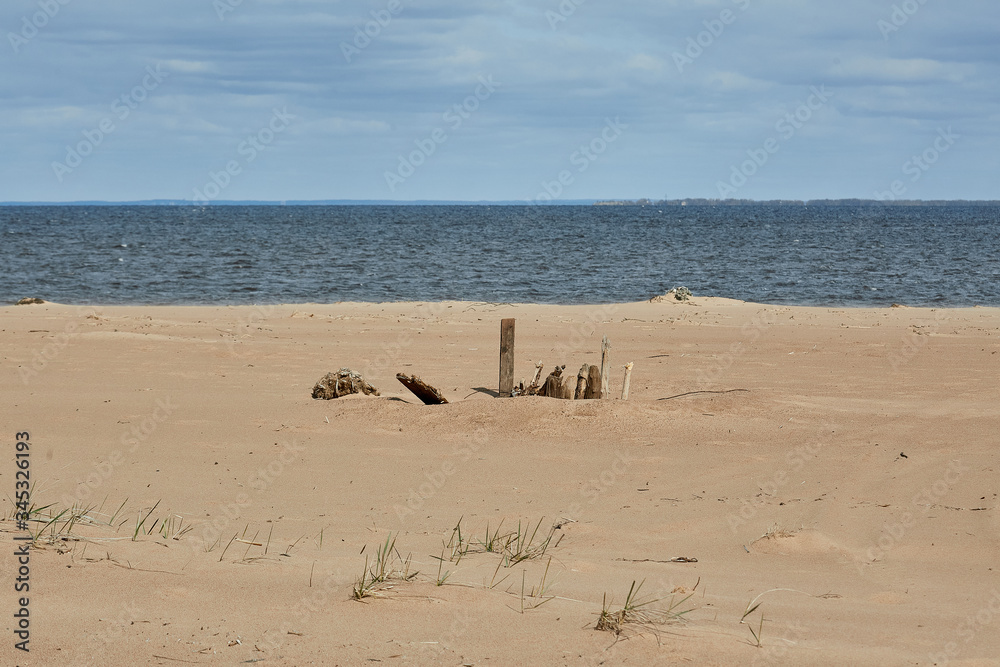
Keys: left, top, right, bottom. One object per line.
{"left": 1, "top": 204, "right": 998, "bottom": 307}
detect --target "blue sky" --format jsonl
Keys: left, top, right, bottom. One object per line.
{"left": 2, "top": 0, "right": 997, "bottom": 202}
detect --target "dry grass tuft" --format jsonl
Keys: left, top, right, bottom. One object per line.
{"left": 595, "top": 580, "right": 694, "bottom": 636}
{"left": 352, "top": 534, "right": 417, "bottom": 601}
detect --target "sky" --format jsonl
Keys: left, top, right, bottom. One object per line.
{"left": 2, "top": 0, "right": 998, "bottom": 202}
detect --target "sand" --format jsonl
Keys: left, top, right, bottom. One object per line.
{"left": 2, "top": 297, "right": 999, "bottom": 666}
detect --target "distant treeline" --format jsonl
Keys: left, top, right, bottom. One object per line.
{"left": 595, "top": 199, "right": 1000, "bottom": 207}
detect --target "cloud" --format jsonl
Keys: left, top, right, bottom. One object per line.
{"left": 829, "top": 57, "right": 975, "bottom": 85}
{"left": 305, "top": 117, "right": 392, "bottom": 135}
{"left": 0, "top": 0, "right": 997, "bottom": 201}
{"left": 626, "top": 54, "right": 665, "bottom": 73}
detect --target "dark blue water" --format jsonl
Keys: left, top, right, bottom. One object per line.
{"left": 1, "top": 205, "right": 998, "bottom": 306}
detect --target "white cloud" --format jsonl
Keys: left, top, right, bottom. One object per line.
{"left": 829, "top": 57, "right": 974, "bottom": 84}
{"left": 163, "top": 60, "right": 215, "bottom": 74}
{"left": 306, "top": 118, "right": 392, "bottom": 134}
{"left": 626, "top": 54, "right": 665, "bottom": 72}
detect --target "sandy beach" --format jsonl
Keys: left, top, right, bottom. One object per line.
{"left": 2, "top": 296, "right": 999, "bottom": 666}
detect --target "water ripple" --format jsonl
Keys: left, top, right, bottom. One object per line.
{"left": 0, "top": 204, "right": 997, "bottom": 307}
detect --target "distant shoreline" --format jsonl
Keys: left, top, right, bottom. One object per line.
{"left": 2, "top": 200, "right": 601, "bottom": 207}
{"left": 2, "top": 199, "right": 999, "bottom": 207}
{"left": 6, "top": 298, "right": 996, "bottom": 312}
{"left": 597, "top": 198, "right": 1000, "bottom": 207}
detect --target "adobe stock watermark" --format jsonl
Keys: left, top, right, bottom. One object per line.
{"left": 259, "top": 566, "right": 351, "bottom": 651}
{"left": 528, "top": 117, "right": 627, "bottom": 204}
{"left": 558, "top": 450, "right": 634, "bottom": 526}
{"left": 419, "top": 608, "right": 473, "bottom": 660}
{"left": 58, "top": 397, "right": 178, "bottom": 509}
{"left": 728, "top": 427, "right": 832, "bottom": 534}
{"left": 716, "top": 86, "right": 833, "bottom": 198}
{"left": 877, "top": 0, "right": 932, "bottom": 40}
{"left": 929, "top": 588, "right": 1000, "bottom": 666}
{"left": 574, "top": 451, "right": 632, "bottom": 512}
{"left": 192, "top": 107, "right": 296, "bottom": 203}
{"left": 853, "top": 459, "right": 969, "bottom": 575}
{"left": 546, "top": 0, "right": 586, "bottom": 30}
{"left": 360, "top": 301, "right": 450, "bottom": 379}
{"left": 873, "top": 127, "right": 959, "bottom": 201}
{"left": 52, "top": 65, "right": 170, "bottom": 182}
{"left": 340, "top": 0, "right": 404, "bottom": 63}
{"left": 695, "top": 308, "right": 777, "bottom": 389}
{"left": 18, "top": 305, "right": 99, "bottom": 384}
{"left": 63, "top": 601, "right": 143, "bottom": 667}
{"left": 213, "top": 0, "right": 246, "bottom": 21}
{"left": 550, "top": 303, "right": 620, "bottom": 361}
{"left": 383, "top": 75, "right": 500, "bottom": 193}
{"left": 887, "top": 309, "right": 949, "bottom": 371}
{"left": 751, "top": 620, "right": 808, "bottom": 666}
{"left": 188, "top": 439, "right": 305, "bottom": 556}
{"left": 673, "top": 0, "right": 751, "bottom": 74}
{"left": 221, "top": 304, "right": 281, "bottom": 358}
{"left": 7, "top": 0, "right": 72, "bottom": 54}
{"left": 394, "top": 429, "right": 488, "bottom": 523}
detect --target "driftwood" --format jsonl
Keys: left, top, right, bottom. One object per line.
{"left": 529, "top": 361, "right": 544, "bottom": 393}
{"left": 574, "top": 364, "right": 590, "bottom": 400}
{"left": 510, "top": 364, "right": 574, "bottom": 399}
{"left": 585, "top": 364, "right": 602, "bottom": 399}
{"left": 541, "top": 376, "right": 561, "bottom": 398}
{"left": 562, "top": 377, "right": 574, "bottom": 399}
{"left": 538, "top": 365, "right": 570, "bottom": 399}
{"left": 621, "top": 362, "right": 634, "bottom": 400}
{"left": 513, "top": 356, "right": 619, "bottom": 401}
{"left": 600, "top": 336, "right": 611, "bottom": 399}
{"left": 312, "top": 368, "right": 379, "bottom": 400}
{"left": 499, "top": 324, "right": 618, "bottom": 401}
{"left": 616, "top": 556, "right": 698, "bottom": 563}
{"left": 657, "top": 389, "right": 749, "bottom": 401}
{"left": 396, "top": 373, "right": 449, "bottom": 405}
{"left": 499, "top": 318, "right": 515, "bottom": 396}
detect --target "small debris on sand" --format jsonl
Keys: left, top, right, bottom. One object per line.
{"left": 311, "top": 368, "right": 379, "bottom": 400}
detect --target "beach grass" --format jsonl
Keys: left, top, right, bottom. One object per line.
{"left": 596, "top": 580, "right": 695, "bottom": 636}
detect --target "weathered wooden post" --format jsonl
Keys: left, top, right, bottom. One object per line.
{"left": 621, "top": 362, "right": 634, "bottom": 400}
{"left": 585, "top": 364, "right": 602, "bottom": 399}
{"left": 574, "top": 364, "right": 589, "bottom": 400}
{"left": 499, "top": 318, "right": 515, "bottom": 396}
{"left": 600, "top": 336, "right": 611, "bottom": 399}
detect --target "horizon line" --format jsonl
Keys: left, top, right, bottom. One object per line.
{"left": 2, "top": 198, "right": 999, "bottom": 206}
